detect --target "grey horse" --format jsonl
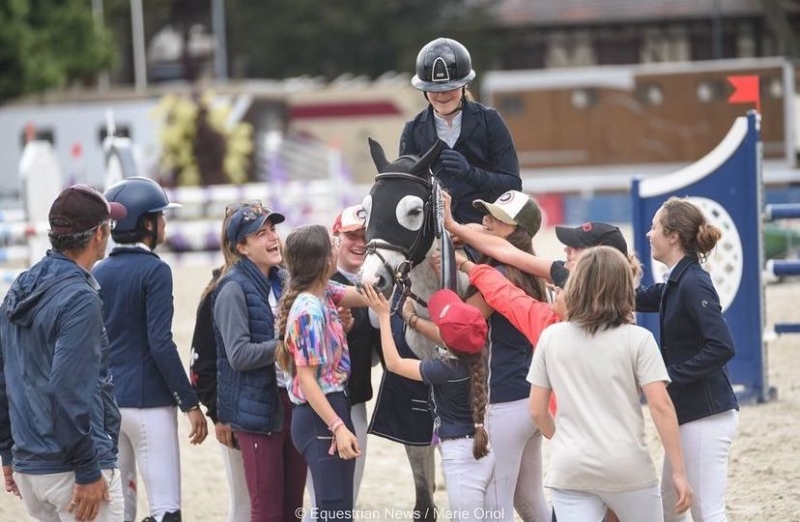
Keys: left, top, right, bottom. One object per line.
{"left": 359, "top": 138, "right": 467, "bottom": 521}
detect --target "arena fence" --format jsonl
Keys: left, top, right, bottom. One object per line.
{"left": 763, "top": 203, "right": 800, "bottom": 335}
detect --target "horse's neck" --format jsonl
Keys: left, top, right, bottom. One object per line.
{"left": 403, "top": 252, "right": 469, "bottom": 361}
{"left": 408, "top": 261, "right": 440, "bottom": 307}
{"left": 408, "top": 254, "right": 470, "bottom": 303}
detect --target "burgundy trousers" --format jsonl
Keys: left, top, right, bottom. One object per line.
{"left": 235, "top": 390, "right": 307, "bottom": 522}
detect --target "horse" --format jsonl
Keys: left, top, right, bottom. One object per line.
{"left": 359, "top": 138, "right": 466, "bottom": 522}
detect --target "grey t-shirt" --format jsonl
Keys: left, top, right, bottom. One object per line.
{"left": 214, "top": 282, "right": 279, "bottom": 374}
{"left": 527, "top": 322, "right": 669, "bottom": 492}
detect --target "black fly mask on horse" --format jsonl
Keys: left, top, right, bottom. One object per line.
{"left": 360, "top": 138, "right": 456, "bottom": 301}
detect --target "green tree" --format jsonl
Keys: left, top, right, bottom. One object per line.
{"left": 0, "top": 0, "right": 115, "bottom": 103}
{"left": 225, "top": 0, "right": 493, "bottom": 81}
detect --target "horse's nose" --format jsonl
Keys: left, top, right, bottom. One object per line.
{"left": 359, "top": 265, "right": 393, "bottom": 297}
{"left": 375, "top": 274, "right": 388, "bottom": 293}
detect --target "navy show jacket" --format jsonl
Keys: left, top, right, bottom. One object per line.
{"left": 399, "top": 100, "right": 521, "bottom": 226}
{"left": 636, "top": 255, "right": 739, "bottom": 425}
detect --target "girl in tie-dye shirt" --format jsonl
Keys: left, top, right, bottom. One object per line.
{"left": 284, "top": 282, "right": 350, "bottom": 404}
{"left": 276, "top": 224, "right": 368, "bottom": 522}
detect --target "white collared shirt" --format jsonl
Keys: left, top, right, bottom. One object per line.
{"left": 434, "top": 111, "right": 462, "bottom": 148}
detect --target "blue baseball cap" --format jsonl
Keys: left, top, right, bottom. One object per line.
{"left": 226, "top": 203, "right": 285, "bottom": 244}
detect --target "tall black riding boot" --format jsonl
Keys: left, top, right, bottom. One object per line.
{"left": 161, "top": 511, "right": 182, "bottom": 522}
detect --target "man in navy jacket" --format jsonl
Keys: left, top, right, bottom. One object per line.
{"left": 0, "top": 185, "right": 127, "bottom": 521}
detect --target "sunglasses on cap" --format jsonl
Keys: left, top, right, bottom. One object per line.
{"left": 227, "top": 200, "right": 265, "bottom": 242}
{"left": 226, "top": 200, "right": 264, "bottom": 220}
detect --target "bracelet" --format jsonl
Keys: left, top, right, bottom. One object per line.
{"left": 328, "top": 416, "right": 344, "bottom": 434}
{"left": 459, "top": 259, "right": 471, "bottom": 272}
{"left": 408, "top": 313, "right": 421, "bottom": 331}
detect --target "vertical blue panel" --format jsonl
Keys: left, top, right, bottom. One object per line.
{"left": 632, "top": 112, "right": 768, "bottom": 404}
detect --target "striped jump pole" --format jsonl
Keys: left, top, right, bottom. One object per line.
{"left": 765, "top": 259, "right": 800, "bottom": 278}
{"left": 764, "top": 203, "right": 800, "bottom": 221}
{"left": 763, "top": 202, "right": 800, "bottom": 336}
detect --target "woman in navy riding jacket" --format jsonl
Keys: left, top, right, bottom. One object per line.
{"left": 95, "top": 177, "right": 208, "bottom": 522}
{"left": 637, "top": 196, "right": 739, "bottom": 522}
{"left": 400, "top": 37, "right": 521, "bottom": 227}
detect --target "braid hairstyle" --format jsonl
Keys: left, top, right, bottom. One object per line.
{"left": 451, "top": 350, "right": 489, "bottom": 460}
{"left": 275, "top": 286, "right": 302, "bottom": 374}
{"left": 275, "top": 225, "right": 334, "bottom": 375}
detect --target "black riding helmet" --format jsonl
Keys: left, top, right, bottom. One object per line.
{"left": 411, "top": 37, "right": 476, "bottom": 93}
{"left": 104, "top": 177, "right": 180, "bottom": 244}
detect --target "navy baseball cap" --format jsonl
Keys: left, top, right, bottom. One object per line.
{"left": 555, "top": 222, "right": 628, "bottom": 255}
{"left": 226, "top": 202, "right": 285, "bottom": 244}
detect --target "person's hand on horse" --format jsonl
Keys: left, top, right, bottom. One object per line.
{"left": 441, "top": 192, "right": 457, "bottom": 232}
{"left": 429, "top": 248, "right": 442, "bottom": 273}
{"left": 363, "top": 284, "right": 390, "bottom": 319}
{"left": 440, "top": 192, "right": 484, "bottom": 245}
{"left": 453, "top": 249, "right": 469, "bottom": 270}
{"left": 440, "top": 149, "right": 471, "bottom": 178}
{"left": 400, "top": 297, "right": 418, "bottom": 324}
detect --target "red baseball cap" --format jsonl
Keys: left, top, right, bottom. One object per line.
{"left": 428, "top": 289, "right": 488, "bottom": 355}
{"left": 332, "top": 205, "right": 367, "bottom": 234}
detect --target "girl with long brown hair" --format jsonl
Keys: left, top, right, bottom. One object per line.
{"left": 364, "top": 284, "right": 493, "bottom": 522}
{"left": 430, "top": 189, "right": 553, "bottom": 522}
{"left": 211, "top": 201, "right": 306, "bottom": 522}
{"left": 274, "top": 224, "right": 367, "bottom": 522}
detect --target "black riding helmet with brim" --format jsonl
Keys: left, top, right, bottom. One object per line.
{"left": 411, "top": 37, "right": 476, "bottom": 92}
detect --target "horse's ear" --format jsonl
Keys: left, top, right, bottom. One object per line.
{"left": 368, "top": 137, "right": 390, "bottom": 172}
{"left": 410, "top": 140, "right": 444, "bottom": 177}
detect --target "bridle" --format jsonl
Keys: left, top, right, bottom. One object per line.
{"left": 363, "top": 242, "right": 428, "bottom": 310}
{"left": 364, "top": 172, "right": 435, "bottom": 310}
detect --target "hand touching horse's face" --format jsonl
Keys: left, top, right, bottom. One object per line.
{"left": 358, "top": 138, "right": 442, "bottom": 297}
{"left": 360, "top": 174, "right": 431, "bottom": 296}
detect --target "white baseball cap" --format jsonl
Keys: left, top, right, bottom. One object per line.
{"left": 472, "top": 190, "right": 542, "bottom": 237}
{"left": 332, "top": 204, "right": 366, "bottom": 234}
